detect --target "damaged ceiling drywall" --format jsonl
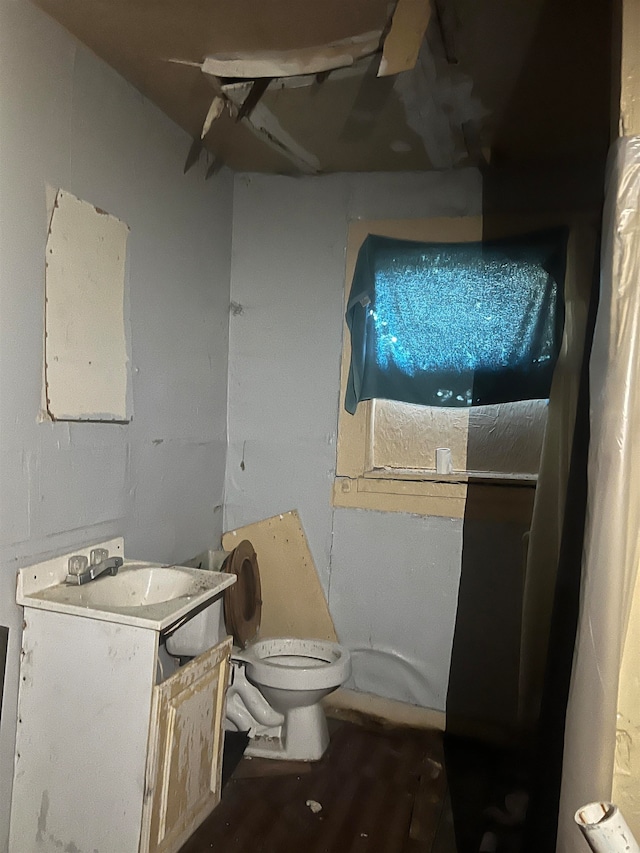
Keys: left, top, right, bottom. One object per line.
{"left": 32, "top": 0, "right": 612, "bottom": 175}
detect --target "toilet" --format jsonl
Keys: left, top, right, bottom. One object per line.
{"left": 165, "top": 540, "right": 350, "bottom": 761}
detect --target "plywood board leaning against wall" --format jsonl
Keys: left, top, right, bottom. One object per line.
{"left": 222, "top": 510, "right": 338, "bottom": 642}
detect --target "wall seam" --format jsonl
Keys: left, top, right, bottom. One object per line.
{"left": 221, "top": 169, "right": 237, "bottom": 537}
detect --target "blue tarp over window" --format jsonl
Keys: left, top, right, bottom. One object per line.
{"left": 345, "top": 229, "right": 568, "bottom": 414}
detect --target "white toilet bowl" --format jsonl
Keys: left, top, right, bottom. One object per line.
{"left": 234, "top": 637, "right": 351, "bottom": 761}
{"left": 167, "top": 540, "right": 350, "bottom": 761}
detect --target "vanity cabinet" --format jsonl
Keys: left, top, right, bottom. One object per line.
{"left": 141, "top": 638, "right": 231, "bottom": 853}
{"left": 10, "top": 549, "right": 233, "bottom": 853}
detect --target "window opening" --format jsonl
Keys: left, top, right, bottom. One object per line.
{"left": 345, "top": 229, "right": 568, "bottom": 414}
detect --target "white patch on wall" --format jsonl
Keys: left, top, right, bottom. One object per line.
{"left": 44, "top": 189, "right": 130, "bottom": 422}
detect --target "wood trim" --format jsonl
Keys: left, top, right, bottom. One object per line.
{"left": 334, "top": 218, "right": 483, "bottom": 514}
{"left": 333, "top": 477, "right": 536, "bottom": 523}
{"left": 335, "top": 217, "right": 483, "bottom": 483}
{"left": 333, "top": 476, "right": 467, "bottom": 519}
{"left": 334, "top": 216, "right": 547, "bottom": 522}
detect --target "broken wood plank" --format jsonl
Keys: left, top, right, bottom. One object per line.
{"left": 378, "top": 0, "right": 431, "bottom": 77}
{"left": 221, "top": 90, "right": 320, "bottom": 174}
{"left": 221, "top": 60, "right": 371, "bottom": 97}
{"left": 201, "top": 31, "right": 383, "bottom": 79}
{"left": 236, "top": 78, "right": 272, "bottom": 121}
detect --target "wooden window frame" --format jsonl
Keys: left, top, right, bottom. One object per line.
{"left": 334, "top": 217, "right": 540, "bottom": 520}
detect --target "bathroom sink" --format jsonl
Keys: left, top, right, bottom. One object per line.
{"left": 64, "top": 565, "right": 203, "bottom": 608}
{"left": 18, "top": 550, "right": 237, "bottom": 631}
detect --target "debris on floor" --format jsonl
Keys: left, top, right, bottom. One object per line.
{"left": 182, "top": 720, "right": 529, "bottom": 853}
{"left": 180, "top": 721, "right": 447, "bottom": 852}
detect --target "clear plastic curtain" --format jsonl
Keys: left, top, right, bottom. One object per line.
{"left": 557, "top": 136, "right": 640, "bottom": 851}
{"left": 518, "top": 222, "right": 595, "bottom": 726}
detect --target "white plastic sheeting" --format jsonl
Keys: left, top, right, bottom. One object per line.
{"left": 557, "top": 136, "right": 640, "bottom": 851}
{"left": 518, "top": 221, "right": 595, "bottom": 724}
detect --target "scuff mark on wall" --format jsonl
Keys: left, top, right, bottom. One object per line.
{"left": 36, "top": 790, "right": 49, "bottom": 845}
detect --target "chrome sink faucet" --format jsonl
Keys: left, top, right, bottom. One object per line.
{"left": 66, "top": 549, "right": 123, "bottom": 586}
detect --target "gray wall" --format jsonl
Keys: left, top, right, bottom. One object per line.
{"left": 0, "top": 2, "right": 233, "bottom": 847}
{"left": 225, "top": 170, "right": 483, "bottom": 711}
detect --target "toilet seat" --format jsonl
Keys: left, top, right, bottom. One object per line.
{"left": 222, "top": 540, "right": 261, "bottom": 648}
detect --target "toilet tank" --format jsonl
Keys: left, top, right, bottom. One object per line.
{"left": 165, "top": 594, "right": 227, "bottom": 657}
{"left": 164, "top": 550, "right": 229, "bottom": 657}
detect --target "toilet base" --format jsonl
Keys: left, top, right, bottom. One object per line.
{"left": 245, "top": 702, "right": 330, "bottom": 762}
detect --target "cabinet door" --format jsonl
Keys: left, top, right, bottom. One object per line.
{"left": 140, "top": 637, "right": 232, "bottom": 853}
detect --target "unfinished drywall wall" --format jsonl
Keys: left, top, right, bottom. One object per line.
{"left": 0, "top": 0, "right": 233, "bottom": 847}
{"left": 225, "top": 169, "right": 483, "bottom": 710}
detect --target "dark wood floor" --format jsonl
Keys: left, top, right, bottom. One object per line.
{"left": 180, "top": 721, "right": 455, "bottom": 853}
{"left": 179, "top": 720, "right": 529, "bottom": 853}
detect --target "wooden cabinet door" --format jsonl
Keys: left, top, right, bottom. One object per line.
{"left": 140, "top": 637, "right": 232, "bottom": 853}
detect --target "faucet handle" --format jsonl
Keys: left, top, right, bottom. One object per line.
{"left": 67, "top": 555, "right": 89, "bottom": 577}
{"left": 90, "top": 548, "right": 109, "bottom": 566}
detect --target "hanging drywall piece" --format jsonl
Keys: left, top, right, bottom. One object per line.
{"left": 45, "top": 190, "right": 130, "bottom": 422}
{"left": 378, "top": 0, "right": 432, "bottom": 77}
{"left": 200, "top": 95, "right": 225, "bottom": 139}
{"left": 222, "top": 510, "right": 338, "bottom": 642}
{"left": 222, "top": 86, "right": 320, "bottom": 174}
{"left": 201, "top": 31, "right": 383, "bottom": 79}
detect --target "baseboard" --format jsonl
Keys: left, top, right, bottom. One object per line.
{"left": 322, "top": 688, "right": 446, "bottom": 732}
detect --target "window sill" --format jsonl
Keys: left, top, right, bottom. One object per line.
{"left": 333, "top": 476, "right": 536, "bottom": 522}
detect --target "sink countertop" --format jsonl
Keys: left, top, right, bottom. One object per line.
{"left": 16, "top": 537, "right": 236, "bottom": 632}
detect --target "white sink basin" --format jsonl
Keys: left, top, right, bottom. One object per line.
{"left": 18, "top": 549, "right": 236, "bottom": 631}
{"left": 62, "top": 566, "right": 200, "bottom": 608}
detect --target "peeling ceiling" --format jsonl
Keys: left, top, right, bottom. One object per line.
{"left": 33, "top": 0, "right": 612, "bottom": 175}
